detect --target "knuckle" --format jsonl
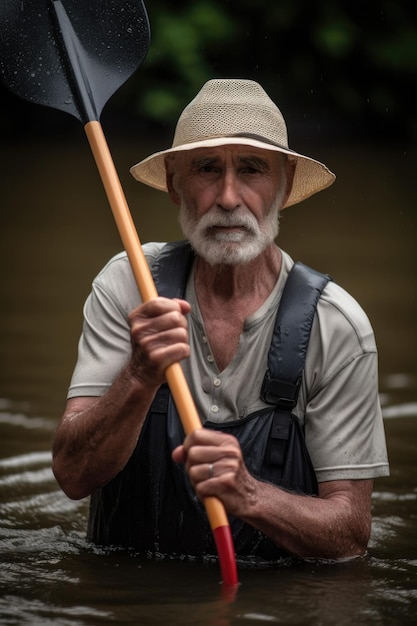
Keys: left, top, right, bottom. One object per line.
{"left": 169, "top": 309, "right": 187, "bottom": 328}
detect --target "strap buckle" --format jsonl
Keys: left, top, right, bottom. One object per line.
{"left": 260, "top": 370, "right": 300, "bottom": 410}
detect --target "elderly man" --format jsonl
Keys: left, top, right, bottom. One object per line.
{"left": 52, "top": 79, "right": 389, "bottom": 562}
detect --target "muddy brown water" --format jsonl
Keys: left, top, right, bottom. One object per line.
{"left": 1, "top": 133, "right": 416, "bottom": 625}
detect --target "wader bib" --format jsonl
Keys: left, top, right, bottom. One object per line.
{"left": 88, "top": 242, "right": 331, "bottom": 562}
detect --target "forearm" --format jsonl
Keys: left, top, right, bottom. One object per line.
{"left": 52, "top": 366, "right": 159, "bottom": 500}
{"left": 239, "top": 478, "right": 372, "bottom": 559}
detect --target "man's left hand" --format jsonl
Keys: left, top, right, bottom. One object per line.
{"left": 172, "top": 428, "right": 258, "bottom": 516}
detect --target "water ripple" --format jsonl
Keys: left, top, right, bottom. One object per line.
{"left": 0, "top": 410, "right": 55, "bottom": 430}
{"left": 382, "top": 402, "right": 417, "bottom": 419}
{"left": 0, "top": 451, "right": 51, "bottom": 470}
{"left": 0, "top": 595, "right": 110, "bottom": 625}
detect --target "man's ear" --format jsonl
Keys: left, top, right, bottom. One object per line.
{"left": 282, "top": 158, "right": 296, "bottom": 207}
{"left": 165, "top": 156, "right": 181, "bottom": 206}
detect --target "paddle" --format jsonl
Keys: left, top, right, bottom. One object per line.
{"left": 0, "top": 0, "right": 238, "bottom": 588}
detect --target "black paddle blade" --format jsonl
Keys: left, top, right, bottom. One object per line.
{"left": 0, "top": 0, "right": 150, "bottom": 124}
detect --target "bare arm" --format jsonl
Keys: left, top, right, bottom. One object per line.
{"left": 52, "top": 376, "right": 155, "bottom": 500}
{"left": 52, "top": 297, "right": 191, "bottom": 500}
{"left": 240, "top": 477, "right": 372, "bottom": 558}
{"left": 172, "top": 428, "right": 372, "bottom": 559}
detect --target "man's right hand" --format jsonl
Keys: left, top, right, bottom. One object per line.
{"left": 127, "top": 297, "right": 191, "bottom": 387}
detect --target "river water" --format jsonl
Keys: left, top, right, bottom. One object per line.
{"left": 0, "top": 131, "right": 416, "bottom": 625}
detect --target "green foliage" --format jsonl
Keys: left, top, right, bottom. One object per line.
{"left": 136, "top": 1, "right": 234, "bottom": 121}
{"left": 369, "top": 26, "right": 417, "bottom": 72}
{"left": 313, "top": 17, "right": 358, "bottom": 58}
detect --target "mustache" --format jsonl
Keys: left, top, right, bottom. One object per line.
{"left": 198, "top": 208, "right": 260, "bottom": 235}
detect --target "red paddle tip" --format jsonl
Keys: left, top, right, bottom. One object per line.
{"left": 213, "top": 525, "right": 239, "bottom": 587}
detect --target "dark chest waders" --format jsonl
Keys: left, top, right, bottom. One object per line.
{"left": 87, "top": 242, "right": 331, "bottom": 562}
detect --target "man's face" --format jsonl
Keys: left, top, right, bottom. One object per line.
{"left": 167, "top": 145, "right": 289, "bottom": 266}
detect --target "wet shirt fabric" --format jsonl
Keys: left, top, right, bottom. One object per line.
{"left": 68, "top": 241, "right": 389, "bottom": 484}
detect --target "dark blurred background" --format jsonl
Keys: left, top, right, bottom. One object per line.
{"left": 1, "top": 0, "right": 416, "bottom": 145}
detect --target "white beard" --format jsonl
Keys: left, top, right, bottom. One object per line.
{"left": 178, "top": 190, "right": 284, "bottom": 266}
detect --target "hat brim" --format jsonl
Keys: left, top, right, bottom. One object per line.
{"left": 130, "top": 136, "right": 335, "bottom": 209}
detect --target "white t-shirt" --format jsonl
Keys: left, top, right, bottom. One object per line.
{"left": 68, "top": 243, "right": 389, "bottom": 483}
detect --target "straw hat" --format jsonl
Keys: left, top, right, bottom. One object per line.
{"left": 130, "top": 79, "right": 335, "bottom": 208}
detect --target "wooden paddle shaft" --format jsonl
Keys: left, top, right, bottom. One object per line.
{"left": 84, "top": 120, "right": 229, "bottom": 530}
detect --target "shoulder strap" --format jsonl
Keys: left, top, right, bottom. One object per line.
{"left": 151, "top": 240, "right": 194, "bottom": 299}
{"left": 261, "top": 262, "right": 332, "bottom": 409}
{"left": 261, "top": 262, "right": 331, "bottom": 468}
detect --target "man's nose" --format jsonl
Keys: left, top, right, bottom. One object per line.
{"left": 216, "top": 169, "right": 241, "bottom": 210}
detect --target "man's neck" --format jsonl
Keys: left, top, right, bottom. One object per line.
{"left": 192, "top": 243, "right": 282, "bottom": 371}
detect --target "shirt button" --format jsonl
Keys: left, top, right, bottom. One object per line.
{"left": 211, "top": 405, "right": 219, "bottom": 413}
{"left": 207, "top": 354, "right": 214, "bottom": 363}
{"left": 202, "top": 335, "right": 208, "bottom": 344}
{"left": 213, "top": 378, "right": 221, "bottom": 387}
